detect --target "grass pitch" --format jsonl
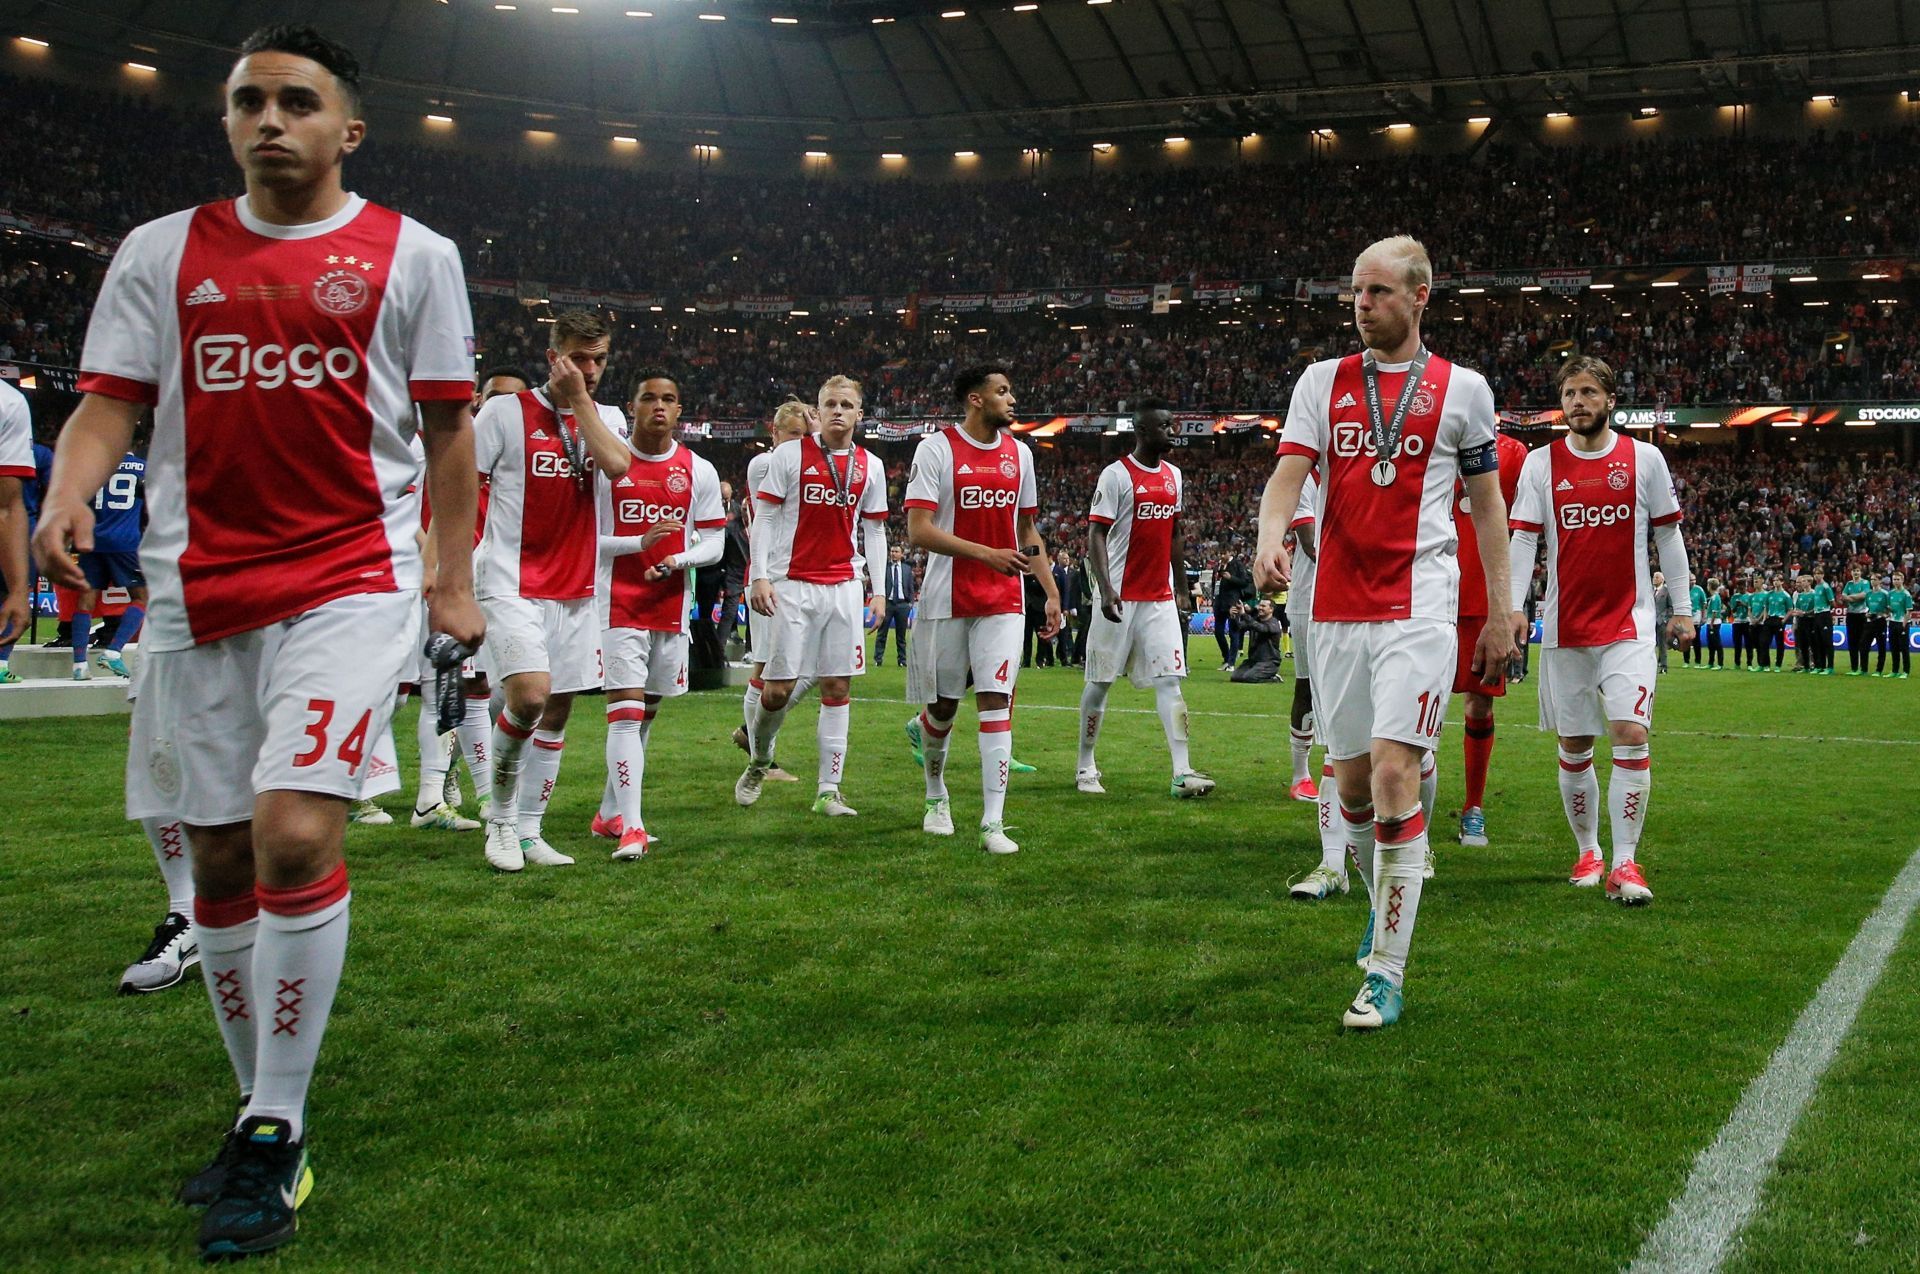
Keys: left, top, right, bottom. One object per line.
{"left": 2, "top": 648, "right": 1917, "bottom": 1270}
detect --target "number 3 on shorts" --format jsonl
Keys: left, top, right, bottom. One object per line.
{"left": 292, "top": 696, "right": 374, "bottom": 775}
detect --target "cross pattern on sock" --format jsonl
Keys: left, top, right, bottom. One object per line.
{"left": 1385, "top": 884, "right": 1405, "bottom": 935}
{"left": 160, "top": 823, "right": 185, "bottom": 861}
{"left": 1572, "top": 792, "right": 1588, "bottom": 817}
{"left": 215, "top": 969, "right": 249, "bottom": 1022}
{"left": 540, "top": 779, "right": 555, "bottom": 805}
{"left": 1318, "top": 802, "right": 1332, "bottom": 833}
{"left": 1623, "top": 791, "right": 1643, "bottom": 823}
{"left": 997, "top": 760, "right": 1009, "bottom": 786}
{"left": 273, "top": 978, "right": 306, "bottom": 1038}
{"left": 616, "top": 760, "right": 631, "bottom": 789}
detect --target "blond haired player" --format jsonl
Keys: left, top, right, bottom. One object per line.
{"left": 904, "top": 365, "right": 1060, "bottom": 855}
{"left": 473, "top": 309, "right": 631, "bottom": 872}
{"left": 1507, "top": 356, "right": 1693, "bottom": 905}
{"left": 738, "top": 375, "right": 888, "bottom": 815}
{"left": 1256, "top": 235, "right": 1515, "bottom": 1030}
{"left": 724, "top": 398, "right": 813, "bottom": 785}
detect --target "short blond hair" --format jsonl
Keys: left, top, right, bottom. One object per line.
{"left": 1352, "top": 235, "right": 1433, "bottom": 291}
{"left": 771, "top": 398, "right": 810, "bottom": 435}
{"left": 818, "top": 374, "right": 863, "bottom": 406}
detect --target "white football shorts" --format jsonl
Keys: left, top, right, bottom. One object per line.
{"left": 906, "top": 613, "right": 1023, "bottom": 704}
{"left": 125, "top": 589, "right": 419, "bottom": 825}
{"left": 603, "top": 626, "right": 691, "bottom": 698}
{"left": 1536, "top": 640, "right": 1657, "bottom": 738}
{"left": 1085, "top": 599, "right": 1187, "bottom": 688}
{"left": 483, "top": 595, "right": 601, "bottom": 694}
{"left": 760, "top": 578, "right": 864, "bottom": 682}
{"left": 1309, "top": 616, "right": 1455, "bottom": 761}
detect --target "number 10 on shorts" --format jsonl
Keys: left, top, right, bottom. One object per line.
{"left": 1414, "top": 689, "right": 1445, "bottom": 739}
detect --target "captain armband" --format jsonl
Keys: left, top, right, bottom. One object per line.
{"left": 1458, "top": 441, "right": 1500, "bottom": 476}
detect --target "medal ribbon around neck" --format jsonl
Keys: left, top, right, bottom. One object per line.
{"left": 538, "top": 386, "right": 591, "bottom": 490}
{"left": 825, "top": 441, "right": 857, "bottom": 510}
{"left": 1361, "top": 346, "right": 1430, "bottom": 487}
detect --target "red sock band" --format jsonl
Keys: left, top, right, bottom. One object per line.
{"left": 1376, "top": 809, "right": 1427, "bottom": 845}
{"left": 821, "top": 695, "right": 851, "bottom": 708}
{"left": 607, "top": 705, "right": 646, "bottom": 723}
{"left": 1613, "top": 756, "right": 1651, "bottom": 771}
{"left": 256, "top": 863, "right": 349, "bottom": 918}
{"left": 497, "top": 713, "right": 534, "bottom": 741}
{"left": 919, "top": 710, "right": 952, "bottom": 738}
{"left": 749, "top": 678, "right": 765, "bottom": 691}
{"left": 194, "top": 889, "right": 259, "bottom": 930}
{"left": 532, "top": 735, "right": 566, "bottom": 751}
{"left": 1339, "top": 804, "right": 1375, "bottom": 826}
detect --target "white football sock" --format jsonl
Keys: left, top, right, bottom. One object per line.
{"left": 1370, "top": 807, "right": 1428, "bottom": 987}
{"left": 1608, "top": 744, "right": 1652, "bottom": 868}
{"left": 456, "top": 694, "right": 493, "bottom": 805}
{"left": 979, "top": 707, "right": 1012, "bottom": 824}
{"left": 751, "top": 694, "right": 790, "bottom": 767}
{"left": 1557, "top": 745, "right": 1601, "bottom": 853}
{"left": 247, "top": 867, "right": 350, "bottom": 1142}
{"left": 920, "top": 710, "right": 953, "bottom": 800}
{"left": 1419, "top": 752, "right": 1437, "bottom": 825}
{"left": 489, "top": 708, "right": 536, "bottom": 824}
{"left": 194, "top": 890, "right": 259, "bottom": 1101}
{"left": 1077, "top": 680, "right": 1112, "bottom": 771}
{"left": 606, "top": 703, "right": 647, "bottom": 832}
{"left": 817, "top": 694, "right": 850, "bottom": 792}
{"left": 517, "top": 729, "right": 565, "bottom": 838}
{"left": 1340, "top": 792, "right": 1377, "bottom": 904}
{"left": 1316, "top": 763, "right": 1345, "bottom": 873}
{"left": 1153, "top": 677, "right": 1192, "bottom": 776}
{"left": 143, "top": 817, "right": 194, "bottom": 916}
{"left": 1289, "top": 727, "right": 1313, "bottom": 784}
{"left": 414, "top": 701, "right": 452, "bottom": 812}
{"left": 636, "top": 702, "right": 657, "bottom": 750}
{"left": 742, "top": 678, "right": 762, "bottom": 732}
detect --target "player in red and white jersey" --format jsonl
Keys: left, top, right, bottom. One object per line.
{"left": 1075, "top": 399, "right": 1212, "bottom": 800}
{"left": 728, "top": 399, "right": 814, "bottom": 785}
{"left": 31, "top": 27, "right": 482, "bottom": 1257}
{"left": 738, "top": 376, "right": 888, "bottom": 815}
{"left": 1282, "top": 469, "right": 1359, "bottom": 904}
{"left": 473, "top": 310, "right": 631, "bottom": 873}
{"left": 904, "top": 365, "right": 1060, "bottom": 855}
{"left": 1255, "top": 236, "right": 1515, "bottom": 1030}
{"left": 1449, "top": 430, "right": 1531, "bottom": 852}
{"left": 0, "top": 377, "right": 30, "bottom": 649}
{"left": 596, "top": 371, "right": 724, "bottom": 858}
{"left": 1507, "top": 356, "right": 1693, "bottom": 905}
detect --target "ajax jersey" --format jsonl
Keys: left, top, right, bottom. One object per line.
{"left": 475, "top": 389, "right": 627, "bottom": 603}
{"left": 1087, "top": 455, "right": 1182, "bottom": 604}
{"left": 1453, "top": 431, "right": 1530, "bottom": 618}
{"left": 903, "top": 426, "right": 1038, "bottom": 620}
{"left": 752, "top": 435, "right": 888, "bottom": 584}
{"left": 599, "top": 440, "right": 726, "bottom": 633}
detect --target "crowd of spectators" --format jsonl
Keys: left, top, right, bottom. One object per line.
{"left": 7, "top": 73, "right": 1920, "bottom": 298}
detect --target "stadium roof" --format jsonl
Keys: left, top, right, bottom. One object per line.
{"left": 9, "top": 0, "right": 1920, "bottom": 149}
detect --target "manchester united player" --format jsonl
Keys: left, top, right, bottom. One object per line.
{"left": 738, "top": 376, "right": 888, "bottom": 814}
{"left": 904, "top": 365, "right": 1060, "bottom": 855}
{"left": 1508, "top": 356, "right": 1693, "bottom": 905}
{"left": 728, "top": 398, "right": 813, "bottom": 784}
{"left": 473, "top": 310, "right": 631, "bottom": 872}
{"left": 598, "top": 371, "right": 725, "bottom": 857}
{"left": 34, "top": 26, "right": 482, "bottom": 1257}
{"left": 1075, "top": 399, "right": 1212, "bottom": 798}
{"left": 1451, "top": 429, "right": 1530, "bottom": 849}
{"left": 1255, "top": 235, "right": 1515, "bottom": 1030}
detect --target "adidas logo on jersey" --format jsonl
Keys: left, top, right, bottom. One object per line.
{"left": 804, "top": 465, "right": 823, "bottom": 475}
{"left": 1335, "top": 391, "right": 1357, "bottom": 409}
{"left": 530, "top": 428, "right": 550, "bottom": 440}
{"left": 957, "top": 464, "right": 974, "bottom": 475}
{"left": 1556, "top": 478, "right": 1574, "bottom": 491}
{"left": 185, "top": 278, "right": 227, "bottom": 306}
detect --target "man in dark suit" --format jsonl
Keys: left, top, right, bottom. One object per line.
{"left": 1213, "top": 553, "right": 1253, "bottom": 669}
{"left": 1052, "top": 548, "right": 1084, "bottom": 666}
{"left": 874, "top": 543, "right": 916, "bottom": 666}
{"left": 717, "top": 483, "right": 749, "bottom": 658}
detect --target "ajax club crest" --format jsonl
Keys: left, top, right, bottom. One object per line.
{"left": 1607, "top": 468, "right": 1631, "bottom": 491}
{"left": 665, "top": 470, "right": 691, "bottom": 495}
{"left": 311, "top": 269, "right": 371, "bottom": 316}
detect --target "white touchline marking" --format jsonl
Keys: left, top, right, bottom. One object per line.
{"left": 1627, "top": 843, "right": 1920, "bottom": 1274}
{"left": 849, "top": 698, "right": 1920, "bottom": 748}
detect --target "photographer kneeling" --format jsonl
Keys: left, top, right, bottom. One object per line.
{"left": 1230, "top": 599, "right": 1285, "bottom": 683}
